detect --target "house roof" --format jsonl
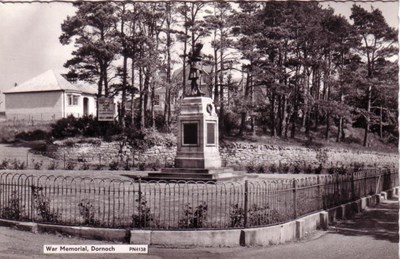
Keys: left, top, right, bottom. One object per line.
{"left": 3, "top": 70, "right": 96, "bottom": 95}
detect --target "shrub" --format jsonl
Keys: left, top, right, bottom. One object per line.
{"left": 50, "top": 115, "right": 80, "bottom": 139}
{"left": 257, "top": 163, "right": 267, "bottom": 174}
{"left": 32, "top": 186, "right": 60, "bottom": 222}
{"left": 138, "top": 162, "right": 146, "bottom": 171}
{"left": 305, "top": 164, "right": 313, "bottom": 174}
{"left": 80, "top": 163, "right": 90, "bottom": 170}
{"left": 15, "top": 129, "right": 49, "bottom": 141}
{"left": 123, "top": 159, "right": 131, "bottom": 171}
{"left": 149, "top": 159, "right": 162, "bottom": 171}
{"left": 51, "top": 115, "right": 122, "bottom": 140}
{"left": 279, "top": 163, "right": 290, "bottom": 174}
{"left": 47, "top": 160, "right": 58, "bottom": 170}
{"left": 223, "top": 110, "right": 241, "bottom": 135}
{"left": 109, "top": 160, "right": 120, "bottom": 171}
{"left": 178, "top": 202, "right": 208, "bottom": 228}
{"left": 78, "top": 199, "right": 99, "bottom": 226}
{"left": 315, "top": 164, "right": 323, "bottom": 174}
{"left": 229, "top": 204, "right": 245, "bottom": 228}
{"left": 11, "top": 159, "right": 26, "bottom": 170}
{"left": 132, "top": 196, "right": 153, "bottom": 228}
{"left": 269, "top": 163, "right": 277, "bottom": 174}
{"left": 94, "top": 164, "right": 104, "bottom": 170}
{"left": 248, "top": 204, "right": 286, "bottom": 226}
{"left": 328, "top": 166, "right": 348, "bottom": 175}
{"left": 246, "top": 162, "right": 256, "bottom": 174}
{"left": 1, "top": 191, "right": 25, "bottom": 220}
{"left": 65, "top": 161, "right": 75, "bottom": 170}
{"left": 32, "top": 159, "right": 43, "bottom": 170}
{"left": 293, "top": 164, "right": 301, "bottom": 174}
{"left": 353, "top": 162, "right": 365, "bottom": 172}
{"left": 0, "top": 159, "right": 10, "bottom": 170}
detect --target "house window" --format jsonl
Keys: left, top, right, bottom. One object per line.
{"left": 73, "top": 96, "right": 79, "bottom": 105}
{"left": 67, "top": 94, "right": 79, "bottom": 106}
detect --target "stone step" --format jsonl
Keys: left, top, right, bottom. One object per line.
{"left": 141, "top": 169, "right": 252, "bottom": 182}
{"left": 141, "top": 176, "right": 218, "bottom": 182}
{"left": 161, "top": 167, "right": 235, "bottom": 174}
{"left": 148, "top": 172, "right": 215, "bottom": 179}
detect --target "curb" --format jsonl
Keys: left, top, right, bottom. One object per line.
{"left": 0, "top": 188, "right": 396, "bottom": 248}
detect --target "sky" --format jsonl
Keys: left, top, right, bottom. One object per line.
{"left": 0, "top": 1, "right": 398, "bottom": 111}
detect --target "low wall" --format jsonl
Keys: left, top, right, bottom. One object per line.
{"left": 51, "top": 140, "right": 398, "bottom": 169}
{"left": 2, "top": 189, "right": 394, "bottom": 248}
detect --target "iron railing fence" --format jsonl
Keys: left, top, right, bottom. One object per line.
{"left": 0, "top": 168, "right": 397, "bottom": 230}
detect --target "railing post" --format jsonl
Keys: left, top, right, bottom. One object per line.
{"left": 244, "top": 180, "right": 248, "bottom": 228}
{"left": 335, "top": 173, "right": 340, "bottom": 205}
{"left": 317, "top": 176, "right": 321, "bottom": 209}
{"left": 351, "top": 172, "right": 355, "bottom": 201}
{"left": 293, "top": 179, "right": 297, "bottom": 219}
{"left": 138, "top": 177, "right": 142, "bottom": 228}
{"left": 364, "top": 171, "right": 367, "bottom": 197}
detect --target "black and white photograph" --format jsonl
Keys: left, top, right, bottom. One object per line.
{"left": 0, "top": 1, "right": 398, "bottom": 258}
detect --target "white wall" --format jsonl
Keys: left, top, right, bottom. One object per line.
{"left": 5, "top": 91, "right": 97, "bottom": 121}
{"left": 64, "top": 92, "right": 96, "bottom": 118}
{"left": 5, "top": 91, "right": 63, "bottom": 120}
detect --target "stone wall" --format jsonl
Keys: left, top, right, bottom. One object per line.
{"left": 219, "top": 142, "right": 398, "bottom": 169}
{"left": 51, "top": 139, "right": 398, "bottom": 170}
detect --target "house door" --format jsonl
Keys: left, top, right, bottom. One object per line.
{"left": 83, "top": 97, "right": 89, "bottom": 116}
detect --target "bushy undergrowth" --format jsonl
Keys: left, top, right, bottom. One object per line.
{"left": 132, "top": 196, "right": 153, "bottom": 228}
{"left": 15, "top": 130, "right": 49, "bottom": 141}
{"left": 1, "top": 191, "right": 25, "bottom": 220}
{"left": 51, "top": 115, "right": 122, "bottom": 140}
{"left": 178, "top": 202, "right": 208, "bottom": 228}
{"left": 78, "top": 199, "right": 99, "bottom": 226}
{"left": 32, "top": 186, "right": 60, "bottom": 222}
{"left": 0, "top": 122, "right": 51, "bottom": 143}
{"left": 229, "top": 203, "right": 286, "bottom": 227}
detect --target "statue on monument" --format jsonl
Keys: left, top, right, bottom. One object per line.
{"left": 188, "top": 43, "right": 205, "bottom": 97}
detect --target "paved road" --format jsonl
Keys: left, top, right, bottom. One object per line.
{"left": 0, "top": 198, "right": 398, "bottom": 259}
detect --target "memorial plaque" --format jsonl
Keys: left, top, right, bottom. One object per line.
{"left": 207, "top": 123, "right": 215, "bottom": 145}
{"left": 183, "top": 123, "right": 198, "bottom": 145}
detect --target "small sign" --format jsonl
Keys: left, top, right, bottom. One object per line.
{"left": 98, "top": 97, "right": 115, "bottom": 121}
{"left": 43, "top": 245, "right": 148, "bottom": 254}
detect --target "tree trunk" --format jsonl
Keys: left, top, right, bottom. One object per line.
{"left": 270, "top": 93, "right": 276, "bottom": 137}
{"left": 363, "top": 85, "right": 372, "bottom": 147}
{"left": 238, "top": 69, "right": 251, "bottom": 136}
{"left": 379, "top": 104, "right": 383, "bottom": 138}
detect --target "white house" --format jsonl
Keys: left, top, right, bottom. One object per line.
{"left": 3, "top": 70, "right": 97, "bottom": 121}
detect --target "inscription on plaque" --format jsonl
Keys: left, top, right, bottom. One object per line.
{"left": 207, "top": 123, "right": 215, "bottom": 145}
{"left": 183, "top": 123, "right": 198, "bottom": 145}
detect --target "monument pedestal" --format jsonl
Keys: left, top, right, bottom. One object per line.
{"left": 145, "top": 97, "right": 247, "bottom": 182}
{"left": 174, "top": 97, "right": 221, "bottom": 169}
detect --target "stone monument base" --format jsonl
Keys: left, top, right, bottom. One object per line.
{"left": 142, "top": 97, "right": 253, "bottom": 182}
{"left": 144, "top": 167, "right": 250, "bottom": 182}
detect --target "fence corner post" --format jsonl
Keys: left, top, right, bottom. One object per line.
{"left": 317, "top": 176, "right": 321, "bottom": 209}
{"left": 244, "top": 180, "right": 248, "bottom": 228}
{"left": 138, "top": 177, "right": 142, "bottom": 228}
{"left": 293, "top": 178, "right": 297, "bottom": 219}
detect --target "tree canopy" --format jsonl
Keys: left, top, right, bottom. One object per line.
{"left": 60, "top": 2, "right": 398, "bottom": 147}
